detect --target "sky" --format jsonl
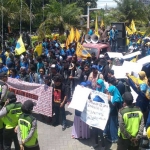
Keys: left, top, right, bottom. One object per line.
{"left": 97, "top": 0, "right": 117, "bottom": 8}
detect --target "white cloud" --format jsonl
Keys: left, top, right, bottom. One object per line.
{"left": 97, "top": 0, "right": 117, "bottom": 8}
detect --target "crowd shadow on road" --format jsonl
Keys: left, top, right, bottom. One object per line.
{"left": 32, "top": 112, "right": 73, "bottom": 128}
{"left": 76, "top": 129, "right": 116, "bottom": 150}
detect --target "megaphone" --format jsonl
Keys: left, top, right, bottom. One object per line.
{"left": 91, "top": 34, "right": 99, "bottom": 44}
{"left": 85, "top": 34, "right": 91, "bottom": 43}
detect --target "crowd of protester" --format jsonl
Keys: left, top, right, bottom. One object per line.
{"left": 0, "top": 32, "right": 150, "bottom": 150}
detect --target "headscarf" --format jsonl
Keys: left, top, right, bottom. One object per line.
{"left": 138, "top": 71, "right": 148, "bottom": 84}
{"left": 108, "top": 85, "right": 123, "bottom": 104}
{"left": 96, "top": 79, "right": 105, "bottom": 93}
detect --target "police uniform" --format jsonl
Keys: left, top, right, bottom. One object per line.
{"left": 0, "top": 92, "right": 22, "bottom": 150}
{"left": 17, "top": 100, "right": 40, "bottom": 150}
{"left": 117, "top": 92, "right": 144, "bottom": 150}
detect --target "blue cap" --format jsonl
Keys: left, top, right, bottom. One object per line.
{"left": 92, "top": 65, "right": 97, "bottom": 69}
{"left": 80, "top": 82, "right": 87, "bottom": 87}
{"left": 86, "top": 81, "right": 92, "bottom": 87}
{"left": 93, "top": 95, "right": 105, "bottom": 103}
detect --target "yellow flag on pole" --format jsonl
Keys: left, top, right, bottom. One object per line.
{"left": 69, "top": 27, "right": 75, "bottom": 43}
{"left": 15, "top": 36, "right": 26, "bottom": 55}
{"left": 130, "top": 20, "right": 136, "bottom": 33}
{"left": 74, "top": 29, "right": 80, "bottom": 42}
{"left": 66, "top": 27, "right": 75, "bottom": 49}
{"left": 95, "top": 14, "right": 99, "bottom": 36}
{"left": 76, "top": 42, "right": 91, "bottom": 59}
{"left": 100, "top": 20, "right": 104, "bottom": 28}
{"left": 34, "top": 43, "right": 42, "bottom": 56}
{"left": 126, "top": 26, "right": 133, "bottom": 35}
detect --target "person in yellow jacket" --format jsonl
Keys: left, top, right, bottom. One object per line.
{"left": 0, "top": 92, "right": 22, "bottom": 150}
{"left": 117, "top": 92, "right": 144, "bottom": 150}
{"left": 17, "top": 100, "right": 40, "bottom": 150}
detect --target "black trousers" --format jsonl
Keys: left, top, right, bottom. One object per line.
{"left": 24, "top": 145, "right": 40, "bottom": 150}
{"left": 93, "top": 127, "right": 105, "bottom": 147}
{"left": 3, "top": 128, "right": 20, "bottom": 150}
{"left": 54, "top": 105, "right": 66, "bottom": 125}
{"left": 0, "top": 128, "right": 3, "bottom": 150}
{"left": 117, "top": 137, "right": 139, "bottom": 150}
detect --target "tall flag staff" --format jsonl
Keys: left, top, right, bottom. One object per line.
{"left": 20, "top": 0, "right": 23, "bottom": 34}
{"left": 30, "top": 0, "right": 32, "bottom": 35}
{"left": 1, "top": 0, "right": 3, "bottom": 51}
{"left": 43, "top": 0, "right": 45, "bottom": 35}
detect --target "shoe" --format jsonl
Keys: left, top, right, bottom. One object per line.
{"left": 101, "top": 147, "right": 105, "bottom": 150}
{"left": 62, "top": 124, "right": 66, "bottom": 131}
{"left": 52, "top": 121, "right": 59, "bottom": 127}
{"left": 90, "top": 144, "right": 99, "bottom": 149}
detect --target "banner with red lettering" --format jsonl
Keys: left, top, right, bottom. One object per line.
{"left": 7, "top": 78, "right": 52, "bottom": 117}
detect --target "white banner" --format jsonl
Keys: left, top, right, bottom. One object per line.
{"left": 68, "top": 85, "right": 91, "bottom": 112}
{"left": 81, "top": 92, "right": 110, "bottom": 130}
{"left": 81, "top": 100, "right": 110, "bottom": 130}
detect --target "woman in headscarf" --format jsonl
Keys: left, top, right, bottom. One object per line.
{"left": 71, "top": 82, "right": 91, "bottom": 139}
{"left": 127, "top": 71, "right": 149, "bottom": 124}
{"left": 104, "top": 85, "right": 123, "bottom": 143}
{"left": 96, "top": 79, "right": 106, "bottom": 93}
{"left": 91, "top": 79, "right": 106, "bottom": 150}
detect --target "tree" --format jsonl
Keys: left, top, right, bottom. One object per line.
{"left": 38, "top": 0, "right": 83, "bottom": 34}
{"left": 114, "top": 0, "right": 148, "bottom": 23}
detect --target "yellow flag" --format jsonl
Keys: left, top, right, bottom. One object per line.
{"left": 126, "top": 37, "right": 130, "bottom": 46}
{"left": 95, "top": 14, "right": 99, "bottom": 36}
{"left": 69, "top": 27, "right": 75, "bottom": 43}
{"left": 66, "top": 27, "right": 75, "bottom": 49}
{"left": 100, "top": 20, "right": 104, "bottom": 28}
{"left": 15, "top": 36, "right": 26, "bottom": 55}
{"left": 76, "top": 42, "right": 91, "bottom": 59}
{"left": 130, "top": 20, "right": 136, "bottom": 33}
{"left": 34, "top": 43, "right": 42, "bottom": 56}
{"left": 74, "top": 29, "right": 80, "bottom": 42}
{"left": 65, "top": 37, "right": 70, "bottom": 49}
{"left": 126, "top": 26, "right": 133, "bottom": 35}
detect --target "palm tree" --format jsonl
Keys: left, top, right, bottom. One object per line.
{"left": 0, "top": 0, "right": 30, "bottom": 31}
{"left": 38, "top": 0, "right": 83, "bottom": 34}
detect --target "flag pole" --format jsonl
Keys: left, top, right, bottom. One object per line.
{"left": 43, "top": 0, "right": 45, "bottom": 35}
{"left": 1, "top": 0, "right": 3, "bottom": 51}
{"left": 30, "top": 0, "right": 32, "bottom": 35}
{"left": 20, "top": 0, "right": 23, "bottom": 34}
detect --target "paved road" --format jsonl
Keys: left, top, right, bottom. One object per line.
{"left": 12, "top": 106, "right": 117, "bottom": 150}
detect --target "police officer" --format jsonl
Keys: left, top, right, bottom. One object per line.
{"left": 0, "top": 92, "right": 22, "bottom": 150}
{"left": 117, "top": 92, "right": 144, "bottom": 150}
{"left": 17, "top": 100, "right": 40, "bottom": 150}
{"left": 0, "top": 72, "right": 9, "bottom": 106}
{"left": 0, "top": 72, "right": 9, "bottom": 150}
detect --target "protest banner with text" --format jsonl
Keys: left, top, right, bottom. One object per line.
{"left": 7, "top": 78, "right": 52, "bottom": 117}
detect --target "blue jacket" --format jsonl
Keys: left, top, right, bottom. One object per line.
{"left": 128, "top": 78, "right": 149, "bottom": 112}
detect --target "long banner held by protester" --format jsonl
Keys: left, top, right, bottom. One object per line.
{"left": 7, "top": 78, "right": 52, "bottom": 117}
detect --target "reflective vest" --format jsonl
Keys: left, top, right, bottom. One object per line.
{"left": 2, "top": 102, "right": 22, "bottom": 129}
{"left": 18, "top": 114, "right": 38, "bottom": 147}
{"left": 0, "top": 118, "right": 3, "bottom": 129}
{"left": 0, "top": 105, "right": 3, "bottom": 129}
{"left": 118, "top": 106, "right": 143, "bottom": 139}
